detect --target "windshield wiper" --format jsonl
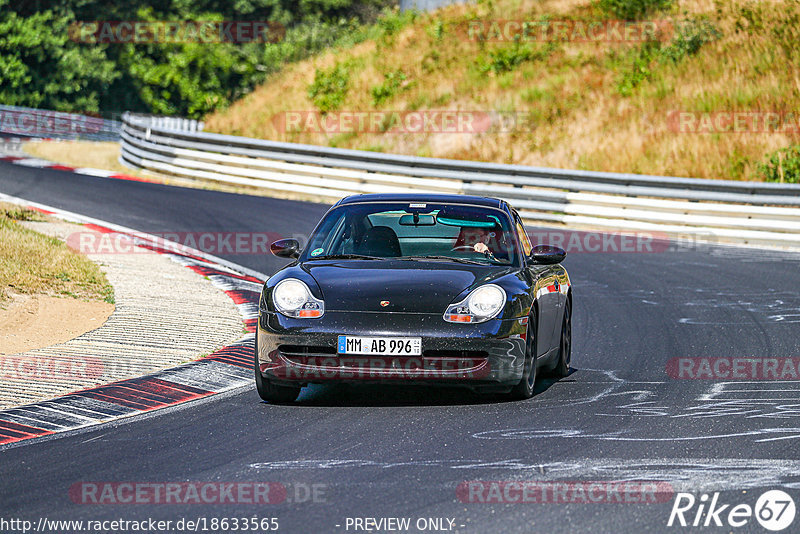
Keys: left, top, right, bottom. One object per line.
{"left": 401, "top": 255, "right": 488, "bottom": 265}
{"left": 308, "top": 254, "right": 385, "bottom": 260}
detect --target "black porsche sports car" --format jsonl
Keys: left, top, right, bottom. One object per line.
{"left": 256, "top": 193, "right": 571, "bottom": 403}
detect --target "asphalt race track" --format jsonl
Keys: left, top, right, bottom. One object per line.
{"left": 3, "top": 161, "right": 800, "bottom": 533}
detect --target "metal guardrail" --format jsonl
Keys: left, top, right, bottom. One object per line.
{"left": 120, "top": 112, "right": 800, "bottom": 248}
{"left": 0, "top": 105, "right": 121, "bottom": 141}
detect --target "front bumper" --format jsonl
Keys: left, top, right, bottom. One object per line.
{"left": 256, "top": 310, "right": 527, "bottom": 390}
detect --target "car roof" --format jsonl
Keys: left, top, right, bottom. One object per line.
{"left": 335, "top": 193, "right": 506, "bottom": 209}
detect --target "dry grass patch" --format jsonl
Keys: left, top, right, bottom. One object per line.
{"left": 0, "top": 204, "right": 114, "bottom": 305}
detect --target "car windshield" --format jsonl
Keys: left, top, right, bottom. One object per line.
{"left": 301, "top": 202, "right": 519, "bottom": 266}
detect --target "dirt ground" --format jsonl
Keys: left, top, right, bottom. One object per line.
{"left": 0, "top": 293, "right": 113, "bottom": 356}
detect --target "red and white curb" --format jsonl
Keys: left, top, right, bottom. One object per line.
{"left": 0, "top": 140, "right": 157, "bottom": 184}
{"left": 0, "top": 193, "right": 266, "bottom": 448}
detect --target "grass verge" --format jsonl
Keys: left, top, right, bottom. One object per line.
{"left": 0, "top": 203, "right": 114, "bottom": 305}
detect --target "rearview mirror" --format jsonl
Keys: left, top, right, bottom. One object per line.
{"left": 399, "top": 214, "right": 436, "bottom": 226}
{"left": 270, "top": 238, "right": 300, "bottom": 259}
{"left": 529, "top": 244, "right": 566, "bottom": 265}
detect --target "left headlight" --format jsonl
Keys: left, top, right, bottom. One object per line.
{"left": 443, "top": 284, "right": 506, "bottom": 323}
{"left": 272, "top": 278, "right": 325, "bottom": 318}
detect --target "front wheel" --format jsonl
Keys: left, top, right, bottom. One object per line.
{"left": 551, "top": 299, "right": 572, "bottom": 378}
{"left": 509, "top": 315, "right": 537, "bottom": 400}
{"left": 254, "top": 338, "right": 300, "bottom": 403}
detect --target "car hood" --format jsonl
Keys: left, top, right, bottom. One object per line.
{"left": 301, "top": 260, "right": 512, "bottom": 313}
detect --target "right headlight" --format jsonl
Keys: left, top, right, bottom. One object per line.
{"left": 272, "top": 278, "right": 325, "bottom": 318}
{"left": 444, "top": 284, "right": 506, "bottom": 323}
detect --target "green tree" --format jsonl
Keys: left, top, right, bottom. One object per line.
{"left": 0, "top": 0, "right": 394, "bottom": 118}
{"left": 0, "top": 0, "right": 118, "bottom": 112}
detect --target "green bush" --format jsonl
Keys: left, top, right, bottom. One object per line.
{"left": 481, "top": 41, "right": 554, "bottom": 75}
{"left": 616, "top": 40, "right": 659, "bottom": 96}
{"left": 371, "top": 69, "right": 407, "bottom": 106}
{"left": 616, "top": 17, "right": 720, "bottom": 96}
{"left": 758, "top": 146, "right": 800, "bottom": 183}
{"left": 426, "top": 18, "right": 445, "bottom": 41}
{"left": 660, "top": 18, "right": 722, "bottom": 63}
{"left": 376, "top": 7, "right": 417, "bottom": 40}
{"left": 308, "top": 62, "right": 352, "bottom": 113}
{"left": 598, "top": 0, "right": 674, "bottom": 20}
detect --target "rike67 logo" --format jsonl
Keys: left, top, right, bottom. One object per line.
{"left": 668, "top": 490, "right": 796, "bottom": 531}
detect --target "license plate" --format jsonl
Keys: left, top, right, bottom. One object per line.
{"left": 337, "top": 336, "right": 422, "bottom": 356}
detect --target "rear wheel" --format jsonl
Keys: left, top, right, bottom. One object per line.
{"left": 551, "top": 299, "right": 572, "bottom": 378}
{"left": 510, "top": 314, "right": 537, "bottom": 400}
{"left": 254, "top": 336, "right": 301, "bottom": 404}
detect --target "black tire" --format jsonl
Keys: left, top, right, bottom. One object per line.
{"left": 551, "top": 299, "right": 572, "bottom": 378}
{"left": 510, "top": 314, "right": 537, "bottom": 400}
{"left": 254, "top": 336, "right": 301, "bottom": 404}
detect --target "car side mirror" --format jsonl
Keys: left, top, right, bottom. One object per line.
{"left": 529, "top": 244, "right": 566, "bottom": 265}
{"left": 270, "top": 238, "right": 300, "bottom": 259}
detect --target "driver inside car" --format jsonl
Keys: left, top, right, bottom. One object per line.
{"left": 472, "top": 236, "right": 491, "bottom": 254}
{"left": 454, "top": 227, "right": 507, "bottom": 259}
